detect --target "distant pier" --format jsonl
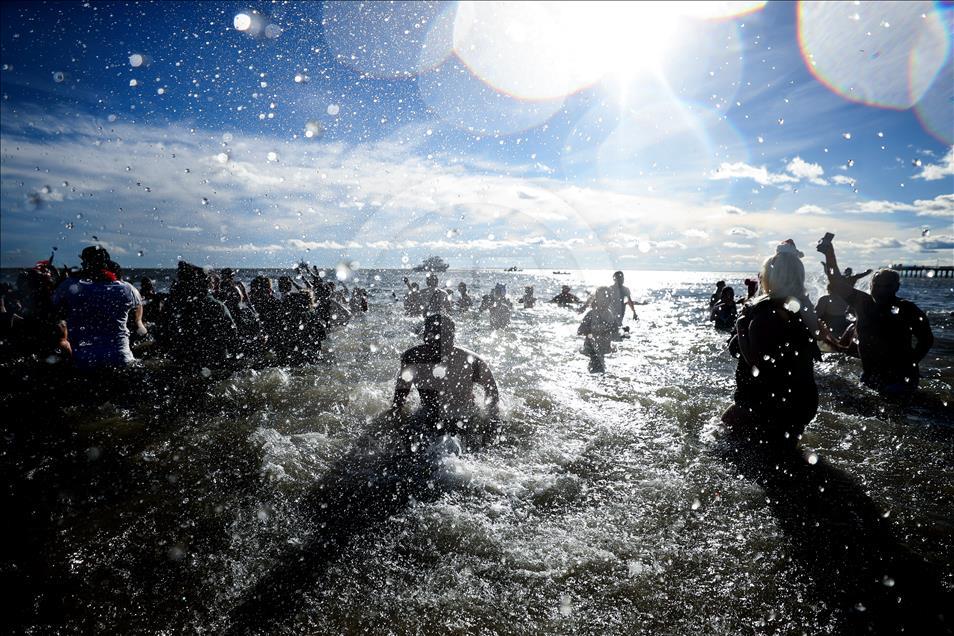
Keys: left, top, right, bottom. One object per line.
{"left": 889, "top": 264, "right": 954, "bottom": 278}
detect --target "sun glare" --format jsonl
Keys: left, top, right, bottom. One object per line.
{"left": 452, "top": 1, "right": 766, "bottom": 100}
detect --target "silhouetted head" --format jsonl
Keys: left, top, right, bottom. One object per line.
{"left": 140, "top": 278, "right": 156, "bottom": 295}
{"left": 80, "top": 245, "right": 110, "bottom": 271}
{"left": 277, "top": 276, "right": 293, "bottom": 294}
{"left": 493, "top": 283, "right": 506, "bottom": 298}
{"left": 425, "top": 273, "right": 438, "bottom": 288}
{"left": 721, "top": 286, "right": 735, "bottom": 301}
{"left": 458, "top": 282, "right": 467, "bottom": 292}
{"left": 561, "top": 285, "right": 571, "bottom": 294}
{"left": 423, "top": 313, "right": 455, "bottom": 350}
{"left": 411, "top": 282, "right": 420, "bottom": 291}
{"left": 613, "top": 271, "right": 624, "bottom": 285}
{"left": 716, "top": 280, "right": 725, "bottom": 288}
{"left": 870, "top": 269, "right": 900, "bottom": 304}
{"left": 176, "top": 261, "right": 210, "bottom": 296}
{"left": 593, "top": 287, "right": 611, "bottom": 310}
{"left": 250, "top": 276, "right": 272, "bottom": 297}
{"left": 525, "top": 285, "right": 533, "bottom": 294}
{"left": 220, "top": 268, "right": 235, "bottom": 281}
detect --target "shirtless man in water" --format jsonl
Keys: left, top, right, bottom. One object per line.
{"left": 389, "top": 314, "right": 499, "bottom": 433}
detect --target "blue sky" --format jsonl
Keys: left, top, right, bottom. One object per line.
{"left": 1, "top": 0, "right": 951, "bottom": 270}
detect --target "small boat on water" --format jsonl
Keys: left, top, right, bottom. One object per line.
{"left": 552, "top": 271, "right": 571, "bottom": 275}
{"left": 413, "top": 256, "right": 449, "bottom": 272}
{"left": 504, "top": 266, "right": 522, "bottom": 272}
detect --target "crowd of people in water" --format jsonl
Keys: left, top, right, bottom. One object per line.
{"left": 713, "top": 236, "right": 934, "bottom": 448}
{"left": 0, "top": 233, "right": 936, "bottom": 447}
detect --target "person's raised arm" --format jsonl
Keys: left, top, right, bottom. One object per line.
{"left": 473, "top": 357, "right": 499, "bottom": 418}
{"left": 817, "top": 234, "right": 842, "bottom": 281}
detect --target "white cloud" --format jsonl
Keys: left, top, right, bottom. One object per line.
{"left": 853, "top": 200, "right": 909, "bottom": 214}
{"left": 913, "top": 193, "right": 954, "bottom": 217}
{"left": 723, "top": 241, "right": 752, "bottom": 249}
{"left": 710, "top": 162, "right": 797, "bottom": 186}
{"left": 794, "top": 204, "right": 827, "bottom": 215}
{"left": 722, "top": 205, "right": 746, "bottom": 215}
{"left": 786, "top": 157, "right": 827, "bottom": 185}
{"left": 727, "top": 226, "right": 759, "bottom": 239}
{"left": 683, "top": 229, "right": 709, "bottom": 239}
{"left": 710, "top": 157, "right": 830, "bottom": 188}
{"left": 912, "top": 147, "right": 954, "bottom": 181}
{"left": 845, "top": 237, "right": 902, "bottom": 250}
{"left": 831, "top": 175, "right": 856, "bottom": 186}
{"left": 847, "top": 194, "right": 953, "bottom": 217}
{"left": 905, "top": 234, "right": 954, "bottom": 252}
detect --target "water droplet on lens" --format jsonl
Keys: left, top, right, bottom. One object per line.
{"left": 233, "top": 13, "right": 252, "bottom": 31}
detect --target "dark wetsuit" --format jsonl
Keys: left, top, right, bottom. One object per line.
{"left": 711, "top": 300, "right": 737, "bottom": 331}
{"left": 843, "top": 290, "right": 932, "bottom": 396}
{"left": 731, "top": 298, "right": 820, "bottom": 441}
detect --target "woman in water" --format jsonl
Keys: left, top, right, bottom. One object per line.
{"left": 723, "top": 241, "right": 821, "bottom": 445}
{"left": 578, "top": 287, "right": 616, "bottom": 373}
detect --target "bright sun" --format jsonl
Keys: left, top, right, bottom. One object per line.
{"left": 452, "top": 1, "right": 766, "bottom": 100}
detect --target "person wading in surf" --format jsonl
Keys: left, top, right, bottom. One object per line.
{"left": 388, "top": 314, "right": 500, "bottom": 441}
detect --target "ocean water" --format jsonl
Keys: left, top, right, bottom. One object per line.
{"left": 4, "top": 269, "right": 952, "bottom": 634}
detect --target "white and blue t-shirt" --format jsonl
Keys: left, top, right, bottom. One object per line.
{"left": 53, "top": 278, "right": 142, "bottom": 369}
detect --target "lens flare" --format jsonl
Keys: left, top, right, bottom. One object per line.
{"left": 914, "top": 54, "right": 953, "bottom": 145}
{"left": 417, "top": 55, "right": 564, "bottom": 135}
{"left": 451, "top": 1, "right": 765, "bottom": 101}
{"left": 798, "top": 1, "right": 949, "bottom": 109}
{"left": 323, "top": 1, "right": 452, "bottom": 78}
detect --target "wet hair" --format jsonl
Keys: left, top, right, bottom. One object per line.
{"left": 716, "top": 280, "right": 725, "bottom": 287}
{"left": 425, "top": 273, "right": 438, "bottom": 287}
{"left": 592, "top": 286, "right": 611, "bottom": 309}
{"left": 250, "top": 275, "right": 272, "bottom": 294}
{"left": 721, "top": 286, "right": 735, "bottom": 300}
{"left": 174, "top": 261, "right": 210, "bottom": 297}
{"left": 759, "top": 251, "right": 805, "bottom": 300}
{"left": 423, "top": 313, "right": 455, "bottom": 349}
{"left": 870, "top": 269, "right": 900, "bottom": 300}
{"left": 80, "top": 245, "right": 110, "bottom": 269}
{"left": 561, "top": 285, "right": 571, "bottom": 293}
{"left": 613, "top": 271, "right": 624, "bottom": 281}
